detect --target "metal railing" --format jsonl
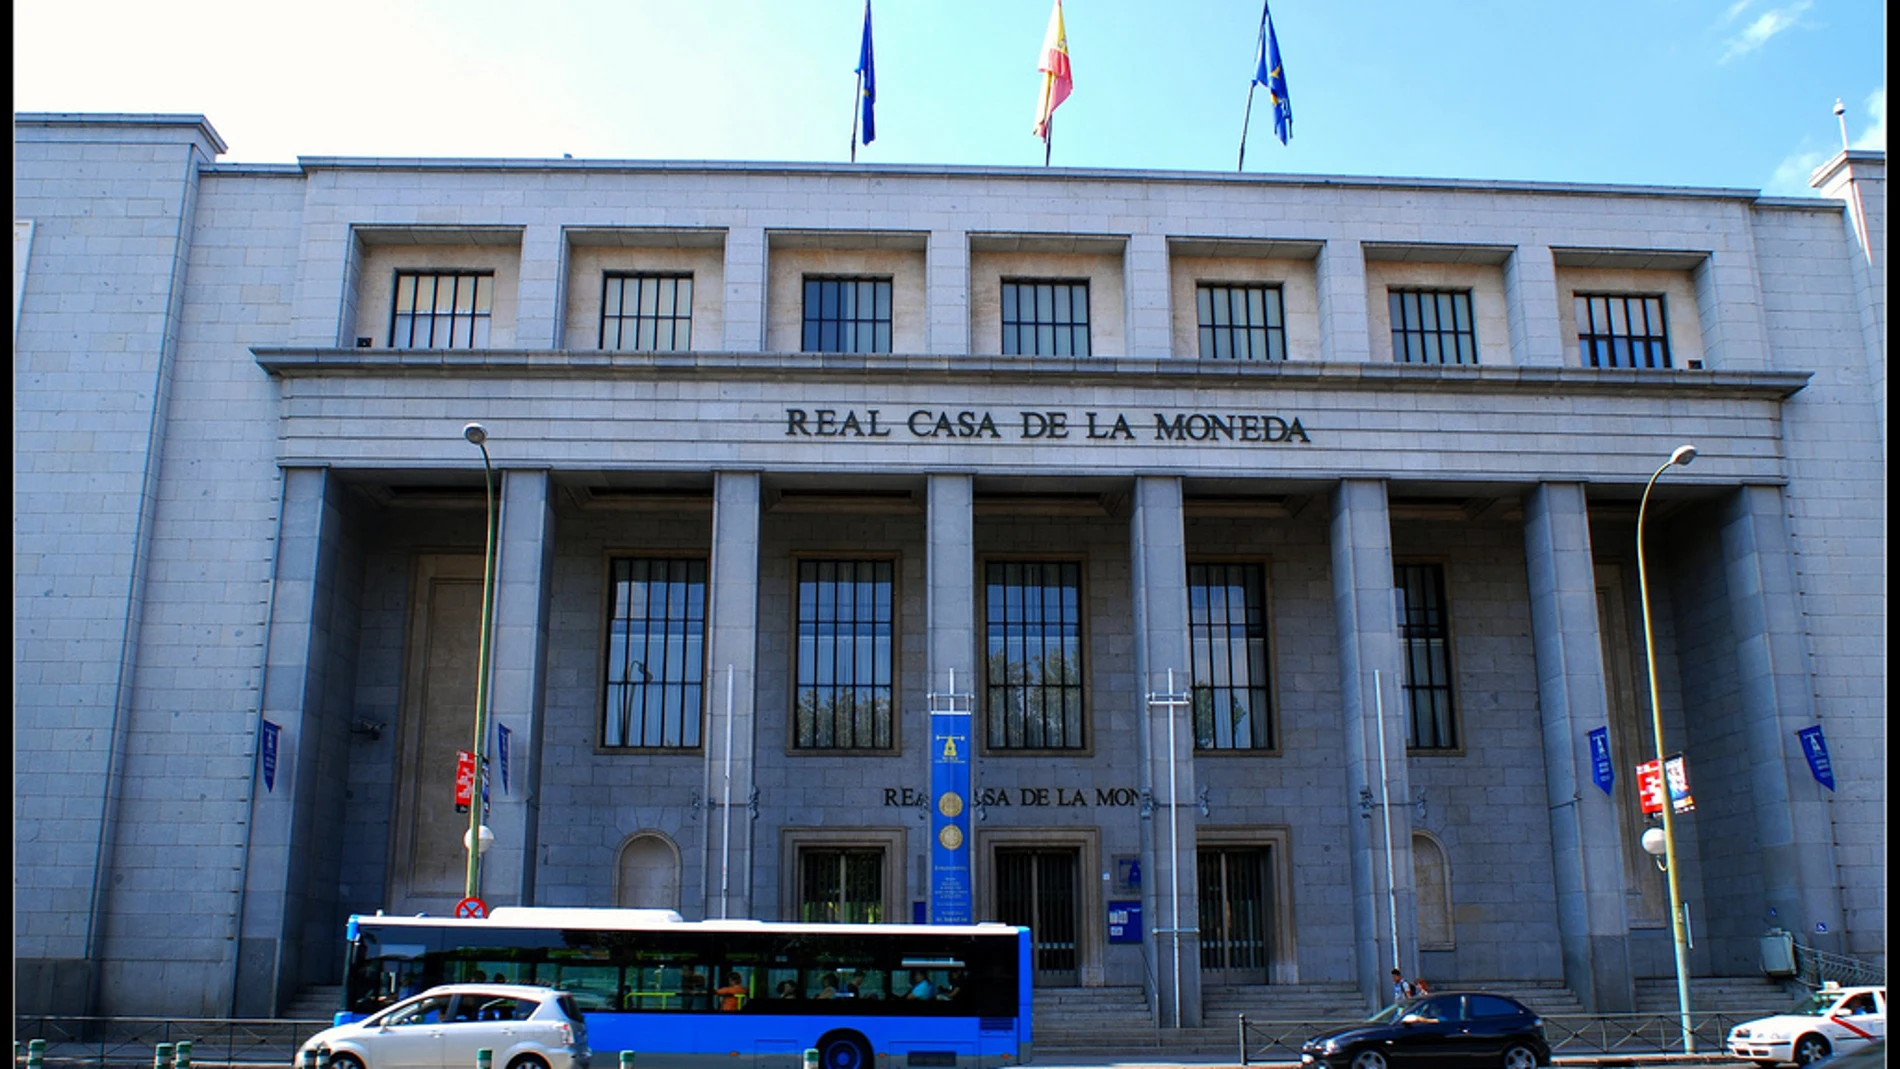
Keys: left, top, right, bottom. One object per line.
{"left": 12, "top": 1017, "right": 332, "bottom": 1069}
{"left": 1238, "top": 1009, "right": 1770, "bottom": 1064}
{"left": 1795, "top": 944, "right": 1887, "bottom": 990}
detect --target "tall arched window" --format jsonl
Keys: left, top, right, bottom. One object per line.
{"left": 616, "top": 832, "right": 681, "bottom": 910}
{"left": 1412, "top": 832, "right": 1454, "bottom": 950}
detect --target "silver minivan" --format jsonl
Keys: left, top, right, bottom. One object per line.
{"left": 297, "top": 984, "right": 589, "bottom": 1069}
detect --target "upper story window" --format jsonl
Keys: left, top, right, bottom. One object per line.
{"left": 391, "top": 270, "right": 493, "bottom": 349}
{"left": 1395, "top": 562, "right": 1458, "bottom": 751}
{"left": 1389, "top": 289, "right": 1476, "bottom": 365}
{"left": 1576, "top": 293, "right": 1672, "bottom": 369}
{"left": 1188, "top": 562, "right": 1275, "bottom": 750}
{"left": 984, "top": 561, "right": 1084, "bottom": 750}
{"left": 803, "top": 276, "right": 892, "bottom": 353}
{"left": 603, "top": 557, "right": 707, "bottom": 749}
{"left": 601, "top": 273, "right": 692, "bottom": 351}
{"left": 1002, "top": 280, "right": 1091, "bottom": 357}
{"left": 1196, "top": 283, "right": 1286, "bottom": 361}
{"left": 794, "top": 559, "right": 895, "bottom": 750}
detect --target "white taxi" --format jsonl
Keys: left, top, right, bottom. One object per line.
{"left": 1726, "top": 982, "right": 1884, "bottom": 1067}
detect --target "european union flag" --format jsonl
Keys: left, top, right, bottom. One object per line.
{"left": 1253, "top": 1, "right": 1292, "bottom": 144}
{"left": 856, "top": 1, "right": 876, "bottom": 147}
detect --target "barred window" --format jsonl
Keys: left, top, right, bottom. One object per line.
{"left": 985, "top": 561, "right": 1085, "bottom": 749}
{"left": 1576, "top": 293, "right": 1672, "bottom": 369}
{"left": 603, "top": 558, "right": 707, "bottom": 748}
{"left": 803, "top": 276, "right": 892, "bottom": 353}
{"left": 794, "top": 560, "right": 895, "bottom": 750}
{"left": 391, "top": 271, "right": 492, "bottom": 349}
{"left": 601, "top": 273, "right": 692, "bottom": 351}
{"left": 1002, "top": 280, "right": 1091, "bottom": 356}
{"left": 1395, "top": 563, "right": 1457, "bottom": 750}
{"left": 798, "top": 848, "right": 884, "bottom": 924}
{"left": 1188, "top": 562, "right": 1274, "bottom": 750}
{"left": 1197, "top": 284, "right": 1286, "bottom": 361}
{"left": 1389, "top": 289, "right": 1477, "bottom": 365}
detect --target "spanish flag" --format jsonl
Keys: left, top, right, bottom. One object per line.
{"left": 1032, "top": 0, "right": 1072, "bottom": 143}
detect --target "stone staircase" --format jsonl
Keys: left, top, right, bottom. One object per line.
{"left": 283, "top": 984, "right": 343, "bottom": 1021}
{"left": 1634, "top": 975, "right": 1795, "bottom": 1018}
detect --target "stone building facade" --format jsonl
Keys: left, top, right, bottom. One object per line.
{"left": 12, "top": 112, "right": 1886, "bottom": 1020}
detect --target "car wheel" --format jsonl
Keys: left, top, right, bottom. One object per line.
{"left": 507, "top": 1056, "right": 550, "bottom": 1069}
{"left": 329, "top": 1054, "right": 365, "bottom": 1069}
{"left": 1792, "top": 1034, "right": 1831, "bottom": 1066}
{"left": 1348, "top": 1050, "right": 1388, "bottom": 1069}
{"left": 818, "top": 1030, "right": 874, "bottom": 1069}
{"left": 1501, "top": 1044, "right": 1540, "bottom": 1069}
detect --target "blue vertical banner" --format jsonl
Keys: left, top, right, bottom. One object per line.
{"left": 497, "top": 723, "right": 511, "bottom": 794}
{"left": 1797, "top": 725, "right": 1835, "bottom": 790}
{"left": 260, "top": 719, "right": 281, "bottom": 793}
{"left": 1588, "top": 727, "right": 1614, "bottom": 794}
{"left": 928, "top": 675, "right": 973, "bottom": 924}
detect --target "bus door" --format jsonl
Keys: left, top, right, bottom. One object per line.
{"left": 995, "top": 848, "right": 1078, "bottom": 986}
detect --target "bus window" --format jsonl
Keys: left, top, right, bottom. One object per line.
{"left": 715, "top": 967, "right": 754, "bottom": 1011}
{"left": 766, "top": 968, "right": 801, "bottom": 999}
{"left": 540, "top": 961, "right": 619, "bottom": 1011}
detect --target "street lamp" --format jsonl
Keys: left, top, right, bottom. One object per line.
{"left": 1637, "top": 443, "right": 1697, "bottom": 1053}
{"left": 463, "top": 422, "right": 499, "bottom": 902}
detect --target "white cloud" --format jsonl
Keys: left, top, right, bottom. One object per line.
{"left": 1721, "top": 0, "right": 1756, "bottom": 24}
{"left": 1851, "top": 87, "right": 1886, "bottom": 150}
{"left": 1720, "top": 0, "right": 1813, "bottom": 62}
{"left": 1765, "top": 147, "right": 1829, "bottom": 196}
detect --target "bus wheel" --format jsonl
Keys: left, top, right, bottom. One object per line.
{"left": 817, "top": 1030, "right": 874, "bottom": 1069}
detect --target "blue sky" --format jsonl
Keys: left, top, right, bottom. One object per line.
{"left": 13, "top": 0, "right": 1886, "bottom": 196}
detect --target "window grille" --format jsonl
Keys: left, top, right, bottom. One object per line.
{"left": 1001, "top": 280, "right": 1091, "bottom": 356}
{"left": 794, "top": 560, "right": 895, "bottom": 750}
{"left": 1188, "top": 562, "right": 1275, "bottom": 750}
{"left": 1389, "top": 288, "right": 1477, "bottom": 364}
{"left": 390, "top": 271, "right": 493, "bottom": 349}
{"left": 1395, "top": 563, "right": 1458, "bottom": 750}
{"left": 803, "top": 276, "right": 892, "bottom": 353}
{"left": 984, "top": 561, "right": 1085, "bottom": 749}
{"left": 1576, "top": 293, "right": 1672, "bottom": 369}
{"left": 601, "top": 273, "right": 692, "bottom": 351}
{"left": 1196, "top": 283, "right": 1286, "bottom": 361}
{"left": 603, "top": 557, "right": 707, "bottom": 748}
{"left": 799, "top": 848, "right": 884, "bottom": 923}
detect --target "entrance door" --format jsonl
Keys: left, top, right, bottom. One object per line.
{"left": 995, "top": 848, "right": 1080, "bottom": 986}
{"left": 1198, "top": 846, "right": 1271, "bottom": 984}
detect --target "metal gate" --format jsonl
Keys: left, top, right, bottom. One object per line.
{"left": 995, "top": 848, "right": 1079, "bottom": 986}
{"left": 1198, "top": 846, "right": 1271, "bottom": 982}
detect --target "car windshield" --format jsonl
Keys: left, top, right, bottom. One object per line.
{"left": 1367, "top": 1001, "right": 1413, "bottom": 1023}
{"left": 1789, "top": 991, "right": 1840, "bottom": 1016}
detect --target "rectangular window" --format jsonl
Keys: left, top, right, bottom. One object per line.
{"left": 1188, "top": 562, "right": 1274, "bottom": 750}
{"left": 1576, "top": 293, "right": 1672, "bottom": 369}
{"left": 799, "top": 848, "right": 884, "bottom": 923}
{"left": 390, "top": 271, "right": 493, "bottom": 349}
{"left": 603, "top": 558, "right": 707, "bottom": 748}
{"left": 601, "top": 273, "right": 692, "bottom": 351}
{"left": 794, "top": 560, "right": 895, "bottom": 750}
{"left": 802, "top": 276, "right": 892, "bottom": 353}
{"left": 1197, "top": 284, "right": 1286, "bottom": 361}
{"left": 1395, "top": 563, "right": 1457, "bottom": 750}
{"left": 985, "top": 561, "right": 1084, "bottom": 749}
{"left": 1389, "top": 289, "right": 1477, "bottom": 365}
{"left": 1002, "top": 280, "right": 1091, "bottom": 357}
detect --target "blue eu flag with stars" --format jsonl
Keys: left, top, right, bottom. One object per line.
{"left": 1253, "top": 1, "right": 1292, "bottom": 144}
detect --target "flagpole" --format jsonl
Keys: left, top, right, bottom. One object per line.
{"left": 1044, "top": 116, "right": 1053, "bottom": 167}
{"left": 1237, "top": 82, "right": 1257, "bottom": 172}
{"left": 850, "top": 68, "right": 863, "bottom": 163}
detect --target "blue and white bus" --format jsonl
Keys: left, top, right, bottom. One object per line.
{"left": 341, "top": 908, "right": 1033, "bottom": 1069}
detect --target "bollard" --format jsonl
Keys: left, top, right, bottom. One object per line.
{"left": 803, "top": 1048, "right": 819, "bottom": 1069}
{"left": 619, "top": 1052, "right": 635, "bottom": 1069}
{"left": 155, "top": 1043, "right": 175, "bottom": 1069}
{"left": 315, "top": 1048, "right": 331, "bottom": 1069}
{"left": 476, "top": 1048, "right": 493, "bottom": 1069}
{"left": 174, "top": 1042, "right": 192, "bottom": 1069}
{"left": 299, "top": 1049, "right": 317, "bottom": 1069}
{"left": 28, "top": 1039, "right": 46, "bottom": 1069}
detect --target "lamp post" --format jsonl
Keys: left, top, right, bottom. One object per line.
{"left": 1637, "top": 443, "right": 1697, "bottom": 1053}
{"left": 463, "top": 422, "right": 499, "bottom": 901}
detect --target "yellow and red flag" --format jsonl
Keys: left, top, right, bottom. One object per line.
{"left": 1032, "top": 0, "right": 1072, "bottom": 141}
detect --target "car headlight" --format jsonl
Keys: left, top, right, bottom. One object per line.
{"left": 1316, "top": 1039, "right": 1342, "bottom": 1055}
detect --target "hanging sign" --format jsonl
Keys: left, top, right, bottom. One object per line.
{"left": 1636, "top": 759, "right": 1664, "bottom": 815}
{"left": 260, "top": 720, "right": 281, "bottom": 793}
{"left": 1664, "top": 754, "right": 1694, "bottom": 813}
{"left": 498, "top": 723, "right": 512, "bottom": 794}
{"left": 455, "top": 749, "right": 477, "bottom": 812}
{"left": 1796, "top": 725, "right": 1834, "bottom": 791}
{"left": 1588, "top": 728, "right": 1614, "bottom": 795}
{"left": 928, "top": 678, "right": 974, "bottom": 925}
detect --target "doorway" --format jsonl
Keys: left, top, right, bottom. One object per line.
{"left": 994, "top": 847, "right": 1081, "bottom": 986}
{"left": 1198, "top": 846, "right": 1272, "bottom": 984}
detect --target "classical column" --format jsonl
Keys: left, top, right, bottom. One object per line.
{"left": 723, "top": 228, "right": 768, "bottom": 352}
{"left": 1316, "top": 240, "right": 1371, "bottom": 364}
{"left": 704, "top": 471, "right": 762, "bottom": 918}
{"left": 1524, "top": 482, "right": 1633, "bottom": 1011}
{"left": 1504, "top": 245, "right": 1565, "bottom": 367}
{"left": 925, "top": 474, "right": 977, "bottom": 923}
{"left": 927, "top": 231, "right": 971, "bottom": 356}
{"left": 479, "top": 469, "right": 555, "bottom": 905}
{"left": 1130, "top": 475, "right": 1200, "bottom": 1026}
{"left": 1329, "top": 478, "right": 1414, "bottom": 1009}
{"left": 1124, "top": 234, "right": 1172, "bottom": 358}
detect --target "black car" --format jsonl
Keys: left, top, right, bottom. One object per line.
{"left": 1300, "top": 991, "right": 1550, "bottom": 1069}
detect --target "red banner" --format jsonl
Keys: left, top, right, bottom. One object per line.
{"left": 1636, "top": 759, "right": 1665, "bottom": 815}
{"left": 455, "top": 749, "right": 476, "bottom": 812}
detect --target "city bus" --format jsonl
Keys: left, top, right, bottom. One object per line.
{"left": 339, "top": 908, "right": 1033, "bottom": 1069}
